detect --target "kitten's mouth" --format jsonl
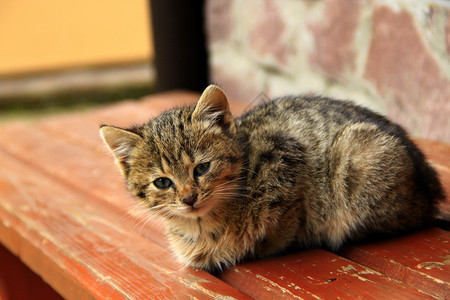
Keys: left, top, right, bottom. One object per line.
{"left": 187, "top": 204, "right": 207, "bottom": 214}
{"left": 182, "top": 201, "right": 212, "bottom": 218}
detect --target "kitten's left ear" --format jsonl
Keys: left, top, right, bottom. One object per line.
{"left": 100, "top": 125, "right": 143, "bottom": 177}
{"left": 192, "top": 85, "right": 236, "bottom": 133}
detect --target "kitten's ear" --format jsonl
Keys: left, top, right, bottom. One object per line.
{"left": 192, "top": 85, "right": 235, "bottom": 133}
{"left": 100, "top": 125, "right": 142, "bottom": 177}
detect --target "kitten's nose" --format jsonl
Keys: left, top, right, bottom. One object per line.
{"left": 181, "top": 194, "right": 198, "bottom": 207}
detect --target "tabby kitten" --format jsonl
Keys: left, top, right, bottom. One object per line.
{"left": 100, "top": 85, "right": 444, "bottom": 272}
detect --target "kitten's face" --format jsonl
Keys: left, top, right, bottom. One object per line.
{"left": 101, "top": 85, "right": 241, "bottom": 219}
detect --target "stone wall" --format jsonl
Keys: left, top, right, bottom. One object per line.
{"left": 205, "top": 0, "right": 450, "bottom": 142}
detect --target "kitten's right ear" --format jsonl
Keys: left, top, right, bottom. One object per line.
{"left": 100, "top": 125, "right": 142, "bottom": 177}
{"left": 192, "top": 84, "right": 236, "bottom": 133}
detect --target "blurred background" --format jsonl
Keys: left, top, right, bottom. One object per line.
{"left": 0, "top": 0, "right": 449, "bottom": 142}
{"left": 0, "top": 0, "right": 154, "bottom": 119}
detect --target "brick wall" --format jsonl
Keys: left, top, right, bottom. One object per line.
{"left": 206, "top": 0, "right": 450, "bottom": 142}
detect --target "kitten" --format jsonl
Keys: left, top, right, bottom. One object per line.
{"left": 100, "top": 84, "right": 445, "bottom": 272}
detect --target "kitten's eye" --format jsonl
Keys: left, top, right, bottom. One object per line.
{"left": 153, "top": 177, "right": 173, "bottom": 189}
{"left": 194, "top": 162, "right": 210, "bottom": 177}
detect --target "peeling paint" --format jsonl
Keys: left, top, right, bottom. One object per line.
{"left": 417, "top": 255, "right": 450, "bottom": 270}
{"left": 338, "top": 264, "right": 377, "bottom": 283}
{"left": 340, "top": 264, "right": 357, "bottom": 272}
{"left": 184, "top": 274, "right": 211, "bottom": 285}
{"left": 255, "top": 274, "right": 318, "bottom": 299}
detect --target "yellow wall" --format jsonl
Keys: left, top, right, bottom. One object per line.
{"left": 0, "top": 0, "right": 153, "bottom": 77}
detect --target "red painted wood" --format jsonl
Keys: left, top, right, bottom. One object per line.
{"left": 340, "top": 228, "right": 450, "bottom": 299}
{"left": 37, "top": 92, "right": 201, "bottom": 150}
{"left": 414, "top": 138, "right": 450, "bottom": 169}
{"left": 0, "top": 91, "right": 448, "bottom": 298}
{"left": 220, "top": 249, "right": 433, "bottom": 299}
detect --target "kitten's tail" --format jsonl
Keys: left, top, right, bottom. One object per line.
{"left": 408, "top": 139, "right": 446, "bottom": 218}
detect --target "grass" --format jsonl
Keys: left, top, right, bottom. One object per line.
{"left": 0, "top": 83, "right": 154, "bottom": 121}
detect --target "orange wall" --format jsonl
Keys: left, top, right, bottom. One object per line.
{"left": 0, "top": 0, "right": 153, "bottom": 77}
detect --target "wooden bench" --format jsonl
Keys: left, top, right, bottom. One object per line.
{"left": 0, "top": 92, "right": 448, "bottom": 299}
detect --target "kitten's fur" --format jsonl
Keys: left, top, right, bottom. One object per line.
{"left": 100, "top": 85, "right": 444, "bottom": 272}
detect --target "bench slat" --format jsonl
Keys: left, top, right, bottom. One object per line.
{"left": 0, "top": 122, "right": 170, "bottom": 249}
{"left": 36, "top": 92, "right": 200, "bottom": 150}
{"left": 220, "top": 249, "right": 434, "bottom": 299}
{"left": 340, "top": 228, "right": 450, "bottom": 298}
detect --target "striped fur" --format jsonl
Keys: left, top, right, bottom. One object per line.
{"left": 100, "top": 85, "right": 444, "bottom": 272}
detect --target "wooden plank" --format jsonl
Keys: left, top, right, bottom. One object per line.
{"left": 220, "top": 249, "right": 433, "bottom": 299}
{"left": 36, "top": 92, "right": 201, "bottom": 150}
{"left": 340, "top": 228, "right": 450, "bottom": 299}
{"left": 0, "top": 122, "right": 170, "bottom": 248}
{"left": 0, "top": 150, "right": 251, "bottom": 299}
{"left": 0, "top": 122, "right": 132, "bottom": 208}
